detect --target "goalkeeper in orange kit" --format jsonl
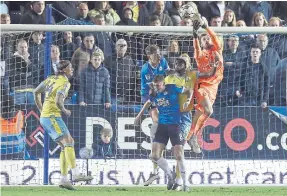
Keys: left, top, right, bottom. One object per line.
{"left": 186, "top": 15, "right": 224, "bottom": 153}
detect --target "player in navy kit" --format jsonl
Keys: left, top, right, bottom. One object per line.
{"left": 139, "top": 75, "right": 190, "bottom": 191}
{"left": 140, "top": 45, "right": 169, "bottom": 184}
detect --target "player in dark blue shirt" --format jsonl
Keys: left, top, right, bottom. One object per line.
{"left": 139, "top": 45, "right": 169, "bottom": 185}
{"left": 136, "top": 75, "right": 189, "bottom": 191}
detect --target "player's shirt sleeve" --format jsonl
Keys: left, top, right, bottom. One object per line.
{"left": 206, "top": 27, "right": 222, "bottom": 52}
{"left": 57, "top": 82, "right": 71, "bottom": 98}
{"left": 161, "top": 57, "right": 169, "bottom": 71}
{"left": 140, "top": 65, "right": 149, "bottom": 94}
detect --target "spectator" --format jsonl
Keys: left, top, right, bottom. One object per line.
{"left": 88, "top": 1, "right": 120, "bottom": 25}
{"left": 168, "top": 1, "right": 183, "bottom": 26}
{"left": 271, "top": 1, "right": 287, "bottom": 23}
{"left": 256, "top": 34, "right": 280, "bottom": 85}
{"left": 1, "top": 13, "right": 10, "bottom": 24}
{"left": 153, "top": 1, "right": 173, "bottom": 26}
{"left": 181, "top": 16, "right": 193, "bottom": 26}
{"left": 71, "top": 34, "right": 104, "bottom": 79}
{"left": 51, "top": 1, "right": 79, "bottom": 23}
{"left": 210, "top": 15, "right": 222, "bottom": 27}
{"left": 7, "top": 39, "right": 35, "bottom": 104}
{"left": 237, "top": 44, "right": 270, "bottom": 107}
{"left": 273, "top": 58, "right": 287, "bottom": 106}
{"left": 222, "top": 10, "right": 236, "bottom": 27}
{"left": 76, "top": 2, "right": 90, "bottom": 22}
{"left": 146, "top": 1, "right": 173, "bottom": 15}
{"left": 79, "top": 51, "right": 111, "bottom": 107}
{"left": 251, "top": 12, "right": 268, "bottom": 27}
{"left": 236, "top": 20, "right": 246, "bottom": 27}
{"left": 242, "top": 1, "right": 272, "bottom": 26}
{"left": 149, "top": 14, "right": 161, "bottom": 26}
{"left": 58, "top": 31, "right": 77, "bottom": 61}
{"left": 50, "top": 45, "right": 60, "bottom": 73}
{"left": 121, "top": 1, "right": 149, "bottom": 25}
{"left": 217, "top": 35, "right": 246, "bottom": 106}
{"left": 268, "top": 17, "right": 287, "bottom": 59}
{"left": 92, "top": 128, "right": 124, "bottom": 159}
{"left": 28, "top": 31, "right": 45, "bottom": 85}
{"left": 165, "top": 40, "right": 180, "bottom": 69}
{"left": 116, "top": 6, "right": 138, "bottom": 26}
{"left": 225, "top": 1, "right": 245, "bottom": 20}
{"left": 206, "top": 1, "right": 226, "bottom": 22}
{"left": 19, "top": 1, "right": 55, "bottom": 24}
{"left": 91, "top": 14, "right": 115, "bottom": 59}
{"left": 105, "top": 39, "right": 137, "bottom": 103}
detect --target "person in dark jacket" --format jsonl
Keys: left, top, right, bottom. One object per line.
{"left": 168, "top": 1, "right": 183, "bottom": 26}
{"left": 273, "top": 58, "right": 287, "bottom": 106}
{"left": 91, "top": 14, "right": 115, "bottom": 59}
{"left": 58, "top": 31, "right": 77, "bottom": 61}
{"left": 51, "top": 1, "right": 79, "bottom": 23}
{"left": 236, "top": 44, "right": 270, "bottom": 108}
{"left": 28, "top": 31, "right": 45, "bottom": 86}
{"left": 79, "top": 51, "right": 111, "bottom": 108}
{"left": 6, "top": 39, "right": 36, "bottom": 104}
{"left": 76, "top": 2, "right": 90, "bottom": 22}
{"left": 120, "top": 1, "right": 149, "bottom": 25}
{"left": 116, "top": 6, "right": 138, "bottom": 26}
{"left": 105, "top": 39, "right": 137, "bottom": 104}
{"left": 92, "top": 128, "right": 124, "bottom": 159}
{"left": 153, "top": 1, "right": 173, "bottom": 26}
{"left": 19, "top": 1, "right": 55, "bottom": 24}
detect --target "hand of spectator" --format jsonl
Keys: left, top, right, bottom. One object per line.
{"left": 105, "top": 103, "right": 111, "bottom": 108}
{"left": 79, "top": 101, "right": 87, "bottom": 106}
{"left": 261, "top": 102, "right": 267, "bottom": 109}
{"left": 225, "top": 62, "right": 233, "bottom": 66}
{"left": 63, "top": 109, "right": 71, "bottom": 117}
{"left": 235, "top": 90, "right": 242, "bottom": 97}
{"left": 134, "top": 115, "right": 141, "bottom": 125}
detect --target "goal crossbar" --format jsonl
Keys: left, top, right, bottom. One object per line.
{"left": 1, "top": 24, "right": 287, "bottom": 34}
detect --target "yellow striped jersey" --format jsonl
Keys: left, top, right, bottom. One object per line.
{"left": 164, "top": 71, "right": 197, "bottom": 112}
{"left": 41, "top": 75, "right": 70, "bottom": 117}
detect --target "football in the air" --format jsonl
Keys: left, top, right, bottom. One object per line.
{"left": 179, "top": 2, "right": 199, "bottom": 19}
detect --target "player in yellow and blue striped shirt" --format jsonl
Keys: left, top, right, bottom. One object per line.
{"left": 33, "top": 60, "right": 93, "bottom": 190}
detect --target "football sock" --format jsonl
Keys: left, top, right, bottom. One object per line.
{"left": 177, "top": 159, "right": 187, "bottom": 187}
{"left": 155, "top": 157, "right": 173, "bottom": 179}
{"left": 60, "top": 150, "right": 68, "bottom": 176}
{"left": 64, "top": 146, "right": 80, "bottom": 176}
{"left": 176, "top": 163, "right": 182, "bottom": 181}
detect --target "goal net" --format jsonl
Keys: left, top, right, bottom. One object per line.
{"left": 1, "top": 20, "right": 287, "bottom": 186}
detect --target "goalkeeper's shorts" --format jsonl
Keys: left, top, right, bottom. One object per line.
{"left": 195, "top": 83, "right": 218, "bottom": 113}
{"left": 180, "top": 112, "right": 192, "bottom": 140}
{"left": 40, "top": 116, "right": 70, "bottom": 142}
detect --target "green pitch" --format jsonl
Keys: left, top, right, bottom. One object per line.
{"left": 2, "top": 186, "right": 287, "bottom": 196}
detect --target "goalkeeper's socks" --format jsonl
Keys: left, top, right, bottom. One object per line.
{"left": 156, "top": 157, "right": 173, "bottom": 178}
{"left": 194, "top": 113, "right": 209, "bottom": 135}
{"left": 64, "top": 147, "right": 77, "bottom": 170}
{"left": 60, "top": 150, "right": 68, "bottom": 176}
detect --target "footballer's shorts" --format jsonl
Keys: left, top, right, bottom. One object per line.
{"left": 194, "top": 83, "right": 219, "bottom": 113}
{"left": 153, "top": 124, "right": 185, "bottom": 146}
{"left": 141, "top": 94, "right": 157, "bottom": 111}
{"left": 40, "top": 116, "right": 70, "bottom": 142}
{"left": 180, "top": 112, "right": 192, "bottom": 140}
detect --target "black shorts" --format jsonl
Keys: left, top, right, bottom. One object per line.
{"left": 153, "top": 124, "right": 185, "bottom": 146}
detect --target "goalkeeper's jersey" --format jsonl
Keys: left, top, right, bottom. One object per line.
{"left": 164, "top": 71, "right": 197, "bottom": 112}
{"left": 41, "top": 75, "right": 70, "bottom": 118}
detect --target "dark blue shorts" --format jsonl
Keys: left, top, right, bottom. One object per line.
{"left": 153, "top": 124, "right": 185, "bottom": 146}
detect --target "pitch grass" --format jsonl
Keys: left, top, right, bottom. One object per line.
{"left": 2, "top": 186, "right": 287, "bottom": 196}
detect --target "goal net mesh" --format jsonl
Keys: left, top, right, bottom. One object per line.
{"left": 1, "top": 18, "right": 287, "bottom": 185}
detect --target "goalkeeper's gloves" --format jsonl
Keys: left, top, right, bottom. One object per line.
{"left": 193, "top": 20, "right": 200, "bottom": 38}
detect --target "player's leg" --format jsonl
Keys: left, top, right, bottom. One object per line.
{"left": 144, "top": 107, "right": 160, "bottom": 186}
{"left": 170, "top": 125, "right": 189, "bottom": 192}
{"left": 39, "top": 117, "right": 75, "bottom": 190}
{"left": 53, "top": 117, "right": 93, "bottom": 182}
{"left": 151, "top": 124, "right": 175, "bottom": 190}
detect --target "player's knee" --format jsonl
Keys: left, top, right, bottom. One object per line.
{"left": 151, "top": 151, "right": 161, "bottom": 162}
{"left": 204, "top": 107, "right": 213, "bottom": 117}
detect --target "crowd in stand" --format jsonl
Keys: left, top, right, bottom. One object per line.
{"left": 1, "top": 1, "right": 287, "bottom": 113}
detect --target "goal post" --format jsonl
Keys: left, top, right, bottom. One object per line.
{"left": 1, "top": 19, "right": 287, "bottom": 186}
